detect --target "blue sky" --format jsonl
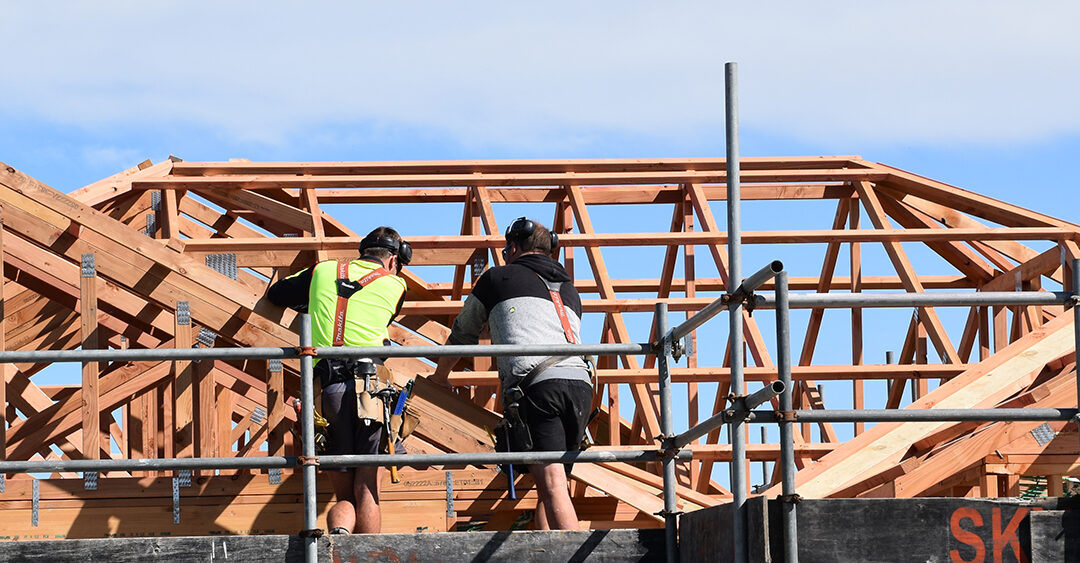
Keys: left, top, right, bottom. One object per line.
{"left": 3, "top": 2, "right": 1079, "bottom": 470}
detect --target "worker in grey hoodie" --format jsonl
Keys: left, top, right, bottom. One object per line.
{"left": 432, "top": 217, "right": 592, "bottom": 530}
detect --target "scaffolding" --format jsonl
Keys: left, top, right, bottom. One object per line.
{"left": 1, "top": 63, "right": 1079, "bottom": 562}
{"left": 1, "top": 271, "right": 1077, "bottom": 562}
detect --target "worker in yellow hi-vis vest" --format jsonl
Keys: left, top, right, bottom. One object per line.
{"left": 267, "top": 226, "right": 410, "bottom": 535}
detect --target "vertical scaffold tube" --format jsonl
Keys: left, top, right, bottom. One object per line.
{"left": 725, "top": 61, "right": 748, "bottom": 563}
{"left": 776, "top": 271, "right": 798, "bottom": 563}
{"left": 656, "top": 302, "right": 678, "bottom": 563}
{"left": 300, "top": 315, "right": 318, "bottom": 563}
{"left": 1073, "top": 260, "right": 1080, "bottom": 452}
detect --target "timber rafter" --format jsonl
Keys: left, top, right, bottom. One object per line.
{"left": 0, "top": 155, "right": 1077, "bottom": 537}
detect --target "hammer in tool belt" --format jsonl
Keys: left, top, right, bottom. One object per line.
{"left": 374, "top": 386, "right": 401, "bottom": 483}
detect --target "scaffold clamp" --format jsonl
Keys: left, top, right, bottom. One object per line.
{"left": 777, "top": 493, "right": 802, "bottom": 504}
{"left": 670, "top": 338, "right": 684, "bottom": 362}
{"left": 298, "top": 528, "right": 325, "bottom": 538}
{"left": 743, "top": 292, "right": 757, "bottom": 316}
{"left": 776, "top": 410, "right": 799, "bottom": 422}
{"left": 295, "top": 346, "right": 318, "bottom": 357}
{"left": 298, "top": 456, "right": 320, "bottom": 466}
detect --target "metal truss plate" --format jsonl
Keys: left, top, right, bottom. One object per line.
{"left": 32, "top": 480, "right": 39, "bottom": 527}
{"left": 445, "top": 471, "right": 455, "bottom": 518}
{"left": 172, "top": 476, "right": 181, "bottom": 524}
{"left": 0, "top": 473, "right": 4, "bottom": 493}
{"left": 269, "top": 468, "right": 281, "bottom": 485}
{"left": 80, "top": 254, "right": 95, "bottom": 278}
{"left": 269, "top": 359, "right": 282, "bottom": 373}
{"left": 176, "top": 301, "right": 190, "bottom": 326}
{"left": 84, "top": 471, "right": 98, "bottom": 490}
{"left": 196, "top": 327, "right": 218, "bottom": 347}
{"left": 251, "top": 406, "right": 267, "bottom": 426}
{"left": 206, "top": 253, "right": 238, "bottom": 280}
{"left": 151, "top": 191, "right": 162, "bottom": 211}
{"left": 470, "top": 253, "right": 487, "bottom": 281}
{"left": 145, "top": 214, "right": 157, "bottom": 237}
{"left": 177, "top": 469, "right": 192, "bottom": 487}
{"left": 1031, "top": 423, "right": 1055, "bottom": 446}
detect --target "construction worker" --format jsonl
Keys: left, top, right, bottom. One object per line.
{"left": 431, "top": 217, "right": 593, "bottom": 530}
{"left": 267, "top": 226, "right": 410, "bottom": 535}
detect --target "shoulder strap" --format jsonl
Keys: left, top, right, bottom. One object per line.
{"left": 538, "top": 274, "right": 576, "bottom": 344}
{"left": 332, "top": 260, "right": 391, "bottom": 346}
{"left": 516, "top": 274, "right": 578, "bottom": 392}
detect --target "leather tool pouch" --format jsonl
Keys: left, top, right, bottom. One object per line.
{"left": 494, "top": 391, "right": 533, "bottom": 475}
{"left": 389, "top": 403, "right": 420, "bottom": 441}
{"left": 356, "top": 363, "right": 395, "bottom": 425}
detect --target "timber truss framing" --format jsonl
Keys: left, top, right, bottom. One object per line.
{"left": 0, "top": 156, "right": 1077, "bottom": 539}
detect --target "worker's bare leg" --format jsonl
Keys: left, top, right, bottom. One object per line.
{"left": 530, "top": 463, "right": 579, "bottom": 530}
{"left": 328, "top": 470, "right": 357, "bottom": 532}
{"left": 352, "top": 465, "right": 382, "bottom": 533}
{"left": 535, "top": 497, "right": 551, "bottom": 530}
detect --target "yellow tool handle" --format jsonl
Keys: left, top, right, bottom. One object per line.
{"left": 388, "top": 439, "right": 400, "bottom": 483}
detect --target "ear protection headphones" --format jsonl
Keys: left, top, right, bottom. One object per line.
{"left": 504, "top": 216, "right": 558, "bottom": 253}
{"left": 359, "top": 233, "right": 413, "bottom": 266}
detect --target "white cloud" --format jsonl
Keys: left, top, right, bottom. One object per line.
{"left": 2, "top": 1, "right": 1078, "bottom": 148}
{"left": 80, "top": 145, "right": 141, "bottom": 170}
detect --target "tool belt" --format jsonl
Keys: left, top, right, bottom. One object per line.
{"left": 494, "top": 274, "right": 595, "bottom": 449}
{"left": 314, "top": 358, "right": 420, "bottom": 448}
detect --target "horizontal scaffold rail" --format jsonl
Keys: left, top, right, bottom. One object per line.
{"left": 0, "top": 342, "right": 653, "bottom": 364}
{"left": 0, "top": 448, "right": 692, "bottom": 474}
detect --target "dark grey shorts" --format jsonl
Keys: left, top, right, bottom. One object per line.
{"left": 322, "top": 379, "right": 404, "bottom": 472}
{"left": 519, "top": 379, "right": 592, "bottom": 452}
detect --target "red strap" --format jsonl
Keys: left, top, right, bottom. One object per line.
{"left": 332, "top": 260, "right": 391, "bottom": 346}
{"left": 548, "top": 287, "right": 577, "bottom": 344}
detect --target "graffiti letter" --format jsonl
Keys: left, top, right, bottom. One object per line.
{"left": 992, "top": 507, "right": 1028, "bottom": 563}
{"left": 951, "top": 507, "right": 985, "bottom": 563}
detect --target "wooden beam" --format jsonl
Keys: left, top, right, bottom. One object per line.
{"left": 565, "top": 183, "right": 660, "bottom": 441}
{"left": 875, "top": 191, "right": 996, "bottom": 283}
{"left": 850, "top": 201, "right": 864, "bottom": 436}
{"left": 80, "top": 254, "right": 100, "bottom": 460}
{"left": 169, "top": 156, "right": 867, "bottom": 176}
{"left": 133, "top": 167, "right": 889, "bottom": 190}
{"left": 771, "top": 312, "right": 1075, "bottom": 498}
{"left": 854, "top": 181, "right": 960, "bottom": 364}
{"left": 196, "top": 357, "right": 217, "bottom": 468}
{"left": 0, "top": 208, "right": 5, "bottom": 463}
{"left": 174, "top": 304, "right": 194, "bottom": 460}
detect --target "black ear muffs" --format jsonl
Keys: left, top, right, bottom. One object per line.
{"left": 397, "top": 240, "right": 412, "bottom": 265}
{"left": 505, "top": 216, "right": 558, "bottom": 252}
{"left": 360, "top": 233, "right": 412, "bottom": 266}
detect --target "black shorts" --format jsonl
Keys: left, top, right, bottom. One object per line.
{"left": 518, "top": 379, "right": 593, "bottom": 463}
{"left": 322, "top": 379, "right": 404, "bottom": 472}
